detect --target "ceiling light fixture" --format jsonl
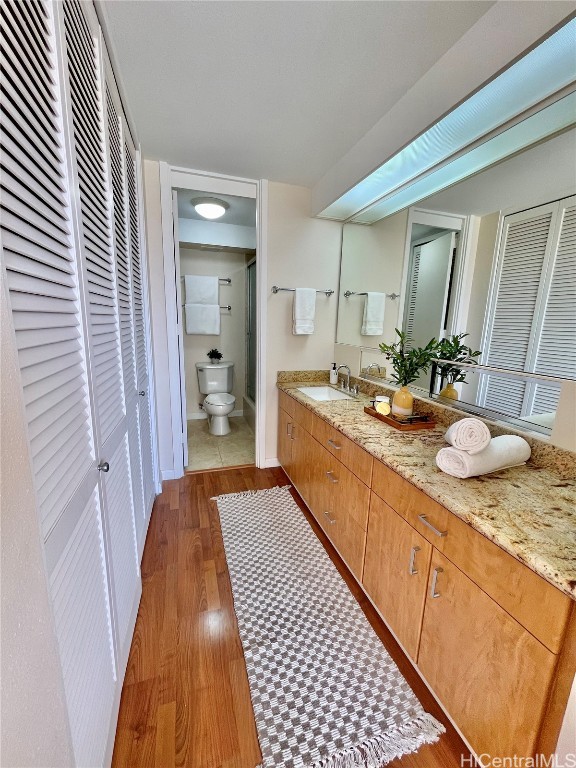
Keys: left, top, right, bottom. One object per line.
{"left": 192, "top": 197, "right": 229, "bottom": 220}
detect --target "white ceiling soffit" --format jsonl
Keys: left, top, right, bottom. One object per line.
{"left": 99, "top": 0, "right": 493, "bottom": 186}
{"left": 311, "top": 2, "right": 576, "bottom": 216}
{"left": 320, "top": 17, "right": 576, "bottom": 223}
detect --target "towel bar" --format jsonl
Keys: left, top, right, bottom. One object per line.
{"left": 344, "top": 290, "right": 399, "bottom": 300}
{"left": 272, "top": 286, "right": 334, "bottom": 297}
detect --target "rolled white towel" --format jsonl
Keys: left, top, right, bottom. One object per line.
{"left": 436, "top": 435, "right": 531, "bottom": 479}
{"left": 445, "top": 417, "right": 491, "bottom": 455}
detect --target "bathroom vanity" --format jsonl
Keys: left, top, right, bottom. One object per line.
{"left": 277, "top": 377, "right": 576, "bottom": 762}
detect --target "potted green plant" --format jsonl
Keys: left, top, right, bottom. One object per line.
{"left": 207, "top": 348, "right": 223, "bottom": 364}
{"left": 435, "top": 333, "right": 481, "bottom": 400}
{"left": 379, "top": 329, "right": 438, "bottom": 416}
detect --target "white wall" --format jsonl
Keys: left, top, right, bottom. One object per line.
{"left": 180, "top": 247, "right": 247, "bottom": 417}
{"left": 264, "top": 182, "right": 342, "bottom": 462}
{"left": 0, "top": 281, "right": 74, "bottom": 767}
{"left": 337, "top": 211, "right": 407, "bottom": 349}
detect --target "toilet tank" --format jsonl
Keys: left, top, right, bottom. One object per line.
{"left": 196, "top": 361, "right": 234, "bottom": 394}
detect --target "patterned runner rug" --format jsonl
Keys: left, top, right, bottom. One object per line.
{"left": 214, "top": 485, "right": 444, "bottom": 768}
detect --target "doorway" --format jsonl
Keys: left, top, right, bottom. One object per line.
{"left": 175, "top": 188, "right": 257, "bottom": 472}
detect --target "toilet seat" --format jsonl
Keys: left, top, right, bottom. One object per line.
{"left": 204, "top": 393, "right": 235, "bottom": 407}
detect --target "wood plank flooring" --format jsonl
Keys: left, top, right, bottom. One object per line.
{"left": 112, "top": 467, "right": 473, "bottom": 767}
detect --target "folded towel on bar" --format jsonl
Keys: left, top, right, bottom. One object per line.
{"left": 361, "top": 292, "right": 385, "bottom": 336}
{"left": 293, "top": 288, "right": 316, "bottom": 335}
{"left": 436, "top": 435, "right": 531, "bottom": 479}
{"left": 185, "top": 303, "right": 220, "bottom": 335}
{"left": 185, "top": 275, "right": 219, "bottom": 304}
{"left": 445, "top": 417, "right": 491, "bottom": 454}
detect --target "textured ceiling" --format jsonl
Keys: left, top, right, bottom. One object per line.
{"left": 101, "top": 1, "right": 493, "bottom": 186}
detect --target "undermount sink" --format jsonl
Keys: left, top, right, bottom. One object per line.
{"left": 297, "top": 386, "right": 353, "bottom": 401}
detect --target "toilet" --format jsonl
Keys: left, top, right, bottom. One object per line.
{"left": 196, "top": 361, "right": 235, "bottom": 436}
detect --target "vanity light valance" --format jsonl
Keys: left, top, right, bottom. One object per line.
{"left": 319, "top": 19, "right": 576, "bottom": 223}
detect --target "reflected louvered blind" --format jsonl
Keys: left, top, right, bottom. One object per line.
{"left": 532, "top": 203, "right": 576, "bottom": 414}
{"left": 483, "top": 208, "right": 554, "bottom": 416}
{"left": 0, "top": 0, "right": 94, "bottom": 538}
{"left": 404, "top": 245, "right": 421, "bottom": 348}
{"left": 63, "top": 0, "right": 125, "bottom": 442}
{"left": 124, "top": 144, "right": 146, "bottom": 384}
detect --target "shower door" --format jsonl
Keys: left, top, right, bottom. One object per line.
{"left": 246, "top": 260, "right": 257, "bottom": 403}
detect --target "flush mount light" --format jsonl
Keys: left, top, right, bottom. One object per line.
{"left": 192, "top": 197, "right": 230, "bottom": 220}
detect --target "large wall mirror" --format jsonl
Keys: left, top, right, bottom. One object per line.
{"left": 336, "top": 120, "right": 576, "bottom": 434}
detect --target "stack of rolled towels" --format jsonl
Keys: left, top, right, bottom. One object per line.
{"left": 436, "top": 417, "right": 531, "bottom": 479}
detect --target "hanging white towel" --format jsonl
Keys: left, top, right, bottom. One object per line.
{"left": 292, "top": 288, "right": 316, "bottom": 335}
{"left": 435, "top": 435, "right": 531, "bottom": 478}
{"left": 185, "top": 303, "right": 220, "bottom": 335}
{"left": 445, "top": 417, "right": 491, "bottom": 455}
{"left": 185, "top": 275, "right": 219, "bottom": 305}
{"left": 361, "top": 292, "right": 385, "bottom": 336}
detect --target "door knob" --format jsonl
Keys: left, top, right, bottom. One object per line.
{"left": 138, "top": 390, "right": 146, "bottom": 397}
{"left": 97, "top": 461, "right": 110, "bottom": 472}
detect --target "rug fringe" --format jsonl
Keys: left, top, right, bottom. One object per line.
{"left": 310, "top": 713, "right": 445, "bottom": 768}
{"left": 211, "top": 485, "right": 291, "bottom": 502}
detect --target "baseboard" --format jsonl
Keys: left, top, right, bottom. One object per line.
{"left": 262, "top": 457, "right": 280, "bottom": 468}
{"left": 160, "top": 469, "right": 178, "bottom": 481}
{"left": 187, "top": 409, "right": 244, "bottom": 420}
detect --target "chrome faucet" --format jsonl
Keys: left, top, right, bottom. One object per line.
{"left": 365, "top": 363, "right": 382, "bottom": 375}
{"left": 336, "top": 364, "right": 351, "bottom": 392}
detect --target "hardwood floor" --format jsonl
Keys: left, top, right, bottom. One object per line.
{"left": 112, "top": 467, "right": 473, "bottom": 767}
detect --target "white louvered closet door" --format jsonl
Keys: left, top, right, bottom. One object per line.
{"left": 125, "top": 133, "right": 155, "bottom": 518}
{"left": 480, "top": 203, "right": 558, "bottom": 416}
{"left": 0, "top": 2, "right": 116, "bottom": 767}
{"left": 61, "top": 0, "right": 140, "bottom": 671}
{"left": 530, "top": 198, "right": 576, "bottom": 414}
{"left": 104, "top": 61, "right": 146, "bottom": 558}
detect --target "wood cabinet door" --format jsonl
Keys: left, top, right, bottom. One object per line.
{"left": 278, "top": 407, "right": 293, "bottom": 475}
{"left": 290, "top": 424, "right": 314, "bottom": 506}
{"left": 363, "top": 494, "right": 432, "bottom": 660}
{"left": 418, "top": 551, "right": 557, "bottom": 759}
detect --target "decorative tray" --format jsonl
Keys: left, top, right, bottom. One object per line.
{"left": 364, "top": 406, "right": 436, "bottom": 431}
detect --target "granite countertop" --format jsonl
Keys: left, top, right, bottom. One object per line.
{"left": 278, "top": 380, "right": 576, "bottom": 600}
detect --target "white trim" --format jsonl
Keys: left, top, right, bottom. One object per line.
{"left": 160, "top": 469, "right": 178, "bottom": 482}
{"left": 255, "top": 180, "right": 269, "bottom": 469}
{"left": 160, "top": 165, "right": 262, "bottom": 478}
{"left": 262, "top": 458, "right": 281, "bottom": 469}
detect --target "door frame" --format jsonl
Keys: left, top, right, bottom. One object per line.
{"left": 159, "top": 164, "right": 267, "bottom": 477}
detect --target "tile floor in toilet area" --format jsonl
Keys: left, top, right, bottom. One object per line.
{"left": 187, "top": 416, "right": 255, "bottom": 471}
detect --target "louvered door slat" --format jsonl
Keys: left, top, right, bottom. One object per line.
{"left": 50, "top": 488, "right": 115, "bottom": 768}
{"left": 63, "top": 0, "right": 125, "bottom": 445}
{"left": 1, "top": 0, "right": 94, "bottom": 541}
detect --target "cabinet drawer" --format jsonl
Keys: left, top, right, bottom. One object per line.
{"left": 323, "top": 450, "right": 370, "bottom": 531}
{"left": 372, "top": 459, "right": 571, "bottom": 653}
{"left": 419, "top": 551, "right": 557, "bottom": 758}
{"left": 278, "top": 389, "right": 295, "bottom": 417}
{"left": 292, "top": 399, "right": 315, "bottom": 434}
{"left": 311, "top": 414, "right": 373, "bottom": 486}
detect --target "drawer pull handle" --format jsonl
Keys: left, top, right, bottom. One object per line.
{"left": 291, "top": 425, "right": 297, "bottom": 440}
{"left": 418, "top": 514, "right": 447, "bottom": 538}
{"left": 323, "top": 511, "right": 336, "bottom": 524}
{"left": 327, "top": 439, "right": 342, "bottom": 450}
{"left": 325, "top": 470, "right": 339, "bottom": 483}
{"left": 287, "top": 422, "right": 292, "bottom": 436}
{"left": 408, "top": 546, "right": 420, "bottom": 575}
{"left": 430, "top": 566, "right": 443, "bottom": 598}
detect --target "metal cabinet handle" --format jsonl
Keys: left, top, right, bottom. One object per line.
{"left": 327, "top": 438, "right": 341, "bottom": 450}
{"left": 323, "top": 511, "right": 336, "bottom": 524}
{"left": 408, "top": 546, "right": 421, "bottom": 575}
{"left": 287, "top": 422, "right": 293, "bottom": 437}
{"left": 418, "top": 514, "right": 447, "bottom": 538}
{"left": 325, "top": 470, "right": 339, "bottom": 483}
{"left": 138, "top": 390, "right": 146, "bottom": 396}
{"left": 430, "top": 566, "right": 443, "bottom": 598}
{"left": 97, "top": 461, "right": 110, "bottom": 473}
{"left": 291, "top": 425, "right": 297, "bottom": 440}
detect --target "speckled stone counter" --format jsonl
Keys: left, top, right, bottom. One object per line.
{"left": 277, "top": 378, "right": 576, "bottom": 600}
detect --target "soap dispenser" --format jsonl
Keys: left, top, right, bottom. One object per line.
{"left": 330, "top": 362, "right": 338, "bottom": 385}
